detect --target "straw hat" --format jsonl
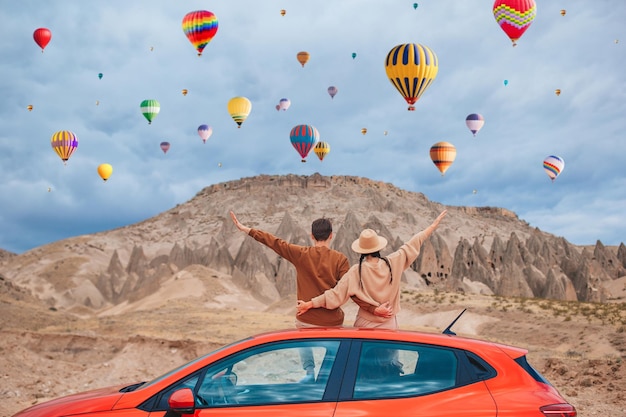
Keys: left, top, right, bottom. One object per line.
{"left": 351, "top": 229, "right": 388, "bottom": 254}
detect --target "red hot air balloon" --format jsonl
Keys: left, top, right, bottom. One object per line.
{"left": 182, "top": 11, "right": 219, "bottom": 56}
{"left": 33, "top": 28, "right": 52, "bottom": 52}
{"left": 160, "top": 141, "right": 171, "bottom": 154}
{"left": 492, "top": 0, "right": 537, "bottom": 46}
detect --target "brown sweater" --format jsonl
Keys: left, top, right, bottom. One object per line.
{"left": 248, "top": 229, "right": 350, "bottom": 326}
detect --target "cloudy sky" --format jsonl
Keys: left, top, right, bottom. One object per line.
{"left": 1, "top": 1, "right": 624, "bottom": 254}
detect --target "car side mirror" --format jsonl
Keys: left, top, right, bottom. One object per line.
{"left": 168, "top": 388, "right": 195, "bottom": 415}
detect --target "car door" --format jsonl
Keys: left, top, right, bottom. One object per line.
{"left": 332, "top": 340, "right": 497, "bottom": 417}
{"left": 150, "top": 339, "right": 348, "bottom": 417}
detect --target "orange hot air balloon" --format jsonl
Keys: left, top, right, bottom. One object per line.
{"left": 429, "top": 142, "right": 457, "bottom": 176}
{"left": 555, "top": 89, "right": 561, "bottom": 96}
{"left": 296, "top": 51, "right": 310, "bottom": 67}
{"left": 361, "top": 128, "right": 367, "bottom": 135}
{"left": 27, "top": 105, "right": 33, "bottom": 111}
{"left": 182, "top": 89, "right": 188, "bottom": 96}
{"left": 280, "top": 9, "right": 286, "bottom": 16}
{"left": 97, "top": 164, "right": 113, "bottom": 181}
{"left": 560, "top": 9, "right": 566, "bottom": 16}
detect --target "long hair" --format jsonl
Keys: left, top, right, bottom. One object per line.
{"left": 358, "top": 251, "right": 393, "bottom": 289}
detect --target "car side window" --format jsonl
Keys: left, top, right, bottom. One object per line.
{"left": 195, "top": 340, "right": 340, "bottom": 407}
{"left": 353, "top": 341, "right": 458, "bottom": 400}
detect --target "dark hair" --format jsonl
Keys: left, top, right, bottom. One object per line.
{"left": 311, "top": 218, "right": 332, "bottom": 241}
{"left": 358, "top": 252, "right": 393, "bottom": 288}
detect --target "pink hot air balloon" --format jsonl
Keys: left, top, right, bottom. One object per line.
{"left": 160, "top": 141, "right": 170, "bottom": 154}
{"left": 327, "top": 86, "right": 338, "bottom": 99}
{"left": 197, "top": 124, "right": 213, "bottom": 143}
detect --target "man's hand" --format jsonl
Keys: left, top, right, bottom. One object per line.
{"left": 230, "top": 211, "right": 251, "bottom": 234}
{"left": 373, "top": 301, "right": 394, "bottom": 318}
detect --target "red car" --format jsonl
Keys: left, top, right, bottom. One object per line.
{"left": 12, "top": 323, "right": 576, "bottom": 417}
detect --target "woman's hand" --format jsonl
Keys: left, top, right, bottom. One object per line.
{"left": 296, "top": 300, "right": 313, "bottom": 316}
{"left": 373, "top": 301, "right": 394, "bottom": 318}
{"left": 230, "top": 211, "right": 251, "bottom": 234}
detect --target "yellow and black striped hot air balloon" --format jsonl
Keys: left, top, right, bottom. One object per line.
{"left": 314, "top": 141, "right": 330, "bottom": 161}
{"left": 227, "top": 96, "right": 252, "bottom": 128}
{"left": 51, "top": 130, "right": 79, "bottom": 165}
{"left": 429, "top": 141, "right": 456, "bottom": 176}
{"left": 385, "top": 43, "right": 438, "bottom": 111}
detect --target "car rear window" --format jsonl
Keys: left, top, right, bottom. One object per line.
{"left": 514, "top": 356, "right": 551, "bottom": 385}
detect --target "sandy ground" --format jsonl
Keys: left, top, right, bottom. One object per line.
{"left": 1, "top": 275, "right": 624, "bottom": 416}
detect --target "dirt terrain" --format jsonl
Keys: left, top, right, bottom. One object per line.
{"left": 1, "top": 271, "right": 624, "bottom": 416}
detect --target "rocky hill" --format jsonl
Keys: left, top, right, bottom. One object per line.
{"left": 2, "top": 173, "right": 625, "bottom": 313}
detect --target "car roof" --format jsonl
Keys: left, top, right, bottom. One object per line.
{"left": 244, "top": 327, "right": 528, "bottom": 359}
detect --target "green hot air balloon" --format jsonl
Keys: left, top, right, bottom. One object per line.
{"left": 140, "top": 99, "right": 160, "bottom": 124}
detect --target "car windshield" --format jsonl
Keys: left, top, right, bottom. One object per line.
{"left": 139, "top": 338, "right": 250, "bottom": 389}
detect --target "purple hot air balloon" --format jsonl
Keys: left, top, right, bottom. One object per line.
{"left": 197, "top": 124, "right": 213, "bottom": 143}
{"left": 160, "top": 141, "right": 170, "bottom": 154}
{"left": 289, "top": 124, "right": 319, "bottom": 162}
{"left": 465, "top": 113, "right": 485, "bottom": 137}
{"left": 327, "top": 86, "right": 338, "bottom": 99}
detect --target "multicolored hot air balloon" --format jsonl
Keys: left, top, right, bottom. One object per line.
{"left": 33, "top": 28, "right": 51, "bottom": 52}
{"left": 279, "top": 98, "right": 291, "bottom": 111}
{"left": 385, "top": 43, "right": 438, "bottom": 111}
{"left": 198, "top": 124, "right": 213, "bottom": 143}
{"left": 327, "top": 86, "right": 338, "bottom": 99}
{"left": 182, "top": 89, "right": 188, "bottom": 96}
{"left": 361, "top": 128, "right": 367, "bottom": 135}
{"left": 51, "top": 130, "right": 78, "bottom": 165}
{"left": 314, "top": 141, "right": 330, "bottom": 161}
{"left": 160, "top": 141, "right": 170, "bottom": 154}
{"left": 182, "top": 10, "right": 218, "bottom": 56}
{"left": 555, "top": 89, "right": 561, "bottom": 96}
{"left": 290, "top": 124, "right": 319, "bottom": 162}
{"left": 543, "top": 155, "right": 564, "bottom": 182}
{"left": 140, "top": 99, "right": 160, "bottom": 124}
{"left": 27, "top": 105, "right": 33, "bottom": 111}
{"left": 227, "top": 97, "right": 252, "bottom": 128}
{"left": 492, "top": 0, "right": 537, "bottom": 46}
{"left": 97, "top": 164, "right": 113, "bottom": 181}
{"left": 297, "top": 51, "right": 310, "bottom": 67}
{"left": 280, "top": 9, "right": 286, "bottom": 16}
{"left": 465, "top": 113, "right": 485, "bottom": 137}
{"left": 560, "top": 9, "right": 566, "bottom": 16}
{"left": 430, "top": 142, "right": 456, "bottom": 176}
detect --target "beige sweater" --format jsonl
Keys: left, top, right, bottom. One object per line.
{"left": 311, "top": 229, "right": 430, "bottom": 323}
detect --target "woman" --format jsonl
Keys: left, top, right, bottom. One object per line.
{"left": 297, "top": 210, "right": 447, "bottom": 329}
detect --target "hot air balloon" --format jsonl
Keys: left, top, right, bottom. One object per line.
{"left": 352, "top": 52, "right": 357, "bottom": 59}
{"left": 503, "top": 79, "right": 509, "bottom": 86}
{"left": 297, "top": 51, "right": 310, "bottom": 67}
{"left": 27, "top": 105, "right": 33, "bottom": 111}
{"left": 51, "top": 131, "right": 78, "bottom": 165}
{"left": 280, "top": 9, "right": 286, "bottom": 16}
{"left": 140, "top": 99, "right": 160, "bottom": 124}
{"left": 429, "top": 142, "right": 456, "bottom": 176}
{"left": 95, "top": 100, "right": 100, "bottom": 106}
{"left": 98, "top": 73, "right": 103, "bottom": 80}
{"left": 314, "top": 141, "right": 330, "bottom": 161}
{"left": 227, "top": 96, "right": 252, "bottom": 128}
{"left": 197, "top": 124, "right": 213, "bottom": 143}
{"left": 413, "top": 3, "right": 419, "bottom": 10}
{"left": 97, "top": 164, "right": 113, "bottom": 181}
{"left": 275, "top": 104, "right": 280, "bottom": 111}
{"left": 182, "top": 89, "right": 188, "bottom": 96}
{"left": 33, "top": 28, "right": 51, "bottom": 52}
{"left": 543, "top": 155, "right": 564, "bottom": 182}
{"left": 493, "top": 0, "right": 537, "bottom": 46}
{"left": 560, "top": 9, "right": 566, "bottom": 16}
{"left": 465, "top": 113, "right": 485, "bottom": 136}
{"left": 160, "top": 141, "right": 170, "bottom": 154}
{"left": 361, "top": 128, "right": 367, "bottom": 135}
{"left": 555, "top": 89, "right": 561, "bottom": 96}
{"left": 182, "top": 10, "right": 218, "bottom": 56}
{"left": 384, "top": 43, "right": 439, "bottom": 111}
{"left": 279, "top": 98, "right": 291, "bottom": 111}
{"left": 384, "top": 131, "right": 388, "bottom": 136}
{"left": 290, "top": 124, "right": 319, "bottom": 162}
{"left": 327, "top": 86, "right": 338, "bottom": 99}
